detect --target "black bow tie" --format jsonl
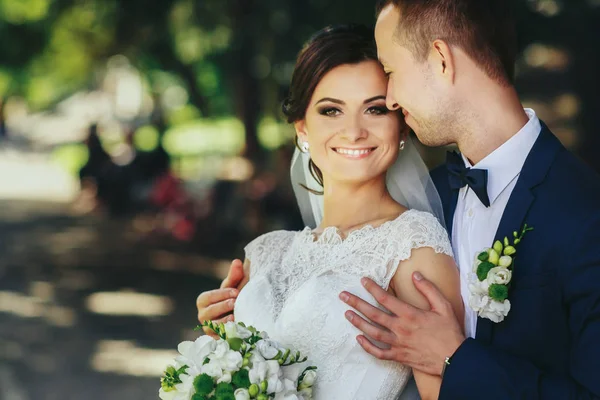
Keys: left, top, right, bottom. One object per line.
{"left": 446, "top": 151, "right": 491, "bottom": 207}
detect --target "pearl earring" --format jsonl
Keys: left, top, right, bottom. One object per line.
{"left": 399, "top": 140, "right": 405, "bottom": 151}
{"left": 301, "top": 141, "right": 310, "bottom": 153}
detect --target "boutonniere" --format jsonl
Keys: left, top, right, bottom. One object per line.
{"left": 468, "top": 224, "right": 534, "bottom": 323}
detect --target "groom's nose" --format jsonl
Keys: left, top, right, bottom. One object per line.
{"left": 386, "top": 96, "right": 401, "bottom": 112}
{"left": 386, "top": 81, "right": 401, "bottom": 111}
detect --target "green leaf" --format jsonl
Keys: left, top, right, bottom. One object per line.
{"left": 488, "top": 284, "right": 509, "bottom": 302}
{"left": 477, "top": 251, "right": 489, "bottom": 262}
{"left": 191, "top": 395, "right": 209, "bottom": 400}
{"left": 476, "top": 262, "right": 495, "bottom": 281}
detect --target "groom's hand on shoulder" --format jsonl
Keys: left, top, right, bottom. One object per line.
{"left": 196, "top": 259, "right": 246, "bottom": 337}
{"left": 340, "top": 273, "right": 465, "bottom": 376}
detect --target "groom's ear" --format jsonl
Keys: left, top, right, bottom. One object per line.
{"left": 429, "top": 39, "right": 455, "bottom": 84}
{"left": 294, "top": 120, "right": 309, "bottom": 142}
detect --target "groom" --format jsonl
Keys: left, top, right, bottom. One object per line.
{"left": 338, "top": 1, "right": 600, "bottom": 398}
{"left": 196, "top": 0, "right": 600, "bottom": 397}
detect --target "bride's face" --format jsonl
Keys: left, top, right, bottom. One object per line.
{"left": 295, "top": 60, "right": 404, "bottom": 187}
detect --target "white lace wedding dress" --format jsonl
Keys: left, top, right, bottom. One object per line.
{"left": 234, "top": 209, "right": 453, "bottom": 399}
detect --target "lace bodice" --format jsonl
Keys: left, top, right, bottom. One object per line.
{"left": 234, "top": 210, "right": 453, "bottom": 399}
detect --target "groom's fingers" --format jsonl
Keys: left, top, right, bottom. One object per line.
{"left": 412, "top": 272, "right": 453, "bottom": 315}
{"left": 344, "top": 310, "right": 397, "bottom": 345}
{"left": 355, "top": 335, "right": 395, "bottom": 361}
{"left": 360, "top": 277, "right": 421, "bottom": 320}
{"left": 339, "top": 291, "right": 393, "bottom": 327}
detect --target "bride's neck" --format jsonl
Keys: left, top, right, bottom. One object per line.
{"left": 318, "top": 177, "right": 402, "bottom": 232}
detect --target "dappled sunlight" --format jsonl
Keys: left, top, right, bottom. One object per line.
{"left": 0, "top": 291, "right": 44, "bottom": 318}
{"left": 90, "top": 340, "right": 179, "bottom": 377}
{"left": 85, "top": 291, "right": 174, "bottom": 317}
{"left": 522, "top": 43, "right": 569, "bottom": 71}
{"left": 0, "top": 150, "right": 79, "bottom": 202}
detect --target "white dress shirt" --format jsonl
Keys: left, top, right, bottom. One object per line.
{"left": 452, "top": 108, "right": 541, "bottom": 338}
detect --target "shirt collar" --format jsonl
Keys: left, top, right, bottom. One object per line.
{"left": 461, "top": 108, "right": 541, "bottom": 205}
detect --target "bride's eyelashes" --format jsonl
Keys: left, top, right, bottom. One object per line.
{"left": 317, "top": 105, "right": 390, "bottom": 117}
{"left": 366, "top": 105, "right": 389, "bottom": 115}
{"left": 318, "top": 107, "right": 342, "bottom": 117}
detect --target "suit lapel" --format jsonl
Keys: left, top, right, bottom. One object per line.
{"left": 475, "top": 123, "right": 562, "bottom": 344}
{"left": 446, "top": 190, "right": 459, "bottom": 238}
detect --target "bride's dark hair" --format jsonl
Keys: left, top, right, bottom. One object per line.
{"left": 282, "top": 24, "right": 378, "bottom": 193}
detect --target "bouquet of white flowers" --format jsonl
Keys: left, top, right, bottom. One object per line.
{"left": 159, "top": 321, "right": 317, "bottom": 400}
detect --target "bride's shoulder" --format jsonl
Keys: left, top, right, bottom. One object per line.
{"left": 396, "top": 209, "right": 446, "bottom": 231}
{"left": 388, "top": 209, "right": 452, "bottom": 257}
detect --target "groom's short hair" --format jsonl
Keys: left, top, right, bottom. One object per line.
{"left": 376, "top": 0, "right": 517, "bottom": 86}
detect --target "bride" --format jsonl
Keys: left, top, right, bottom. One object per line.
{"left": 198, "top": 25, "right": 463, "bottom": 399}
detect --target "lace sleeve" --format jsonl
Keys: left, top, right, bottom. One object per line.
{"left": 244, "top": 230, "right": 296, "bottom": 278}
{"left": 381, "top": 210, "right": 454, "bottom": 288}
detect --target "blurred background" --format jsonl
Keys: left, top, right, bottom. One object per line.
{"left": 0, "top": 0, "right": 598, "bottom": 399}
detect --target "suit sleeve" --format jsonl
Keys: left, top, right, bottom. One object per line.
{"left": 439, "top": 217, "right": 600, "bottom": 399}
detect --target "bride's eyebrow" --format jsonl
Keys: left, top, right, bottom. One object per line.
{"left": 315, "top": 95, "right": 386, "bottom": 106}
{"left": 315, "top": 97, "right": 344, "bottom": 105}
{"left": 363, "top": 95, "right": 386, "bottom": 104}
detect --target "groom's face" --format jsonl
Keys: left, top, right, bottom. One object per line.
{"left": 375, "top": 5, "right": 454, "bottom": 147}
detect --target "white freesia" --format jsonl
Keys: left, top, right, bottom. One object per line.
{"left": 200, "top": 362, "right": 223, "bottom": 379}
{"left": 224, "top": 321, "right": 253, "bottom": 339}
{"left": 498, "top": 255, "right": 513, "bottom": 267}
{"left": 234, "top": 388, "right": 251, "bottom": 400}
{"left": 299, "top": 370, "right": 317, "bottom": 388}
{"left": 158, "top": 387, "right": 177, "bottom": 400}
{"left": 176, "top": 335, "right": 216, "bottom": 370}
{"left": 468, "top": 291, "right": 490, "bottom": 313}
{"left": 161, "top": 322, "right": 317, "bottom": 400}
{"left": 261, "top": 360, "right": 284, "bottom": 394}
{"left": 158, "top": 373, "right": 194, "bottom": 400}
{"left": 210, "top": 340, "right": 243, "bottom": 372}
{"left": 274, "top": 392, "right": 303, "bottom": 400}
{"left": 249, "top": 359, "right": 268, "bottom": 384}
{"left": 486, "top": 266, "right": 512, "bottom": 285}
{"left": 299, "top": 387, "right": 313, "bottom": 399}
{"left": 256, "top": 339, "right": 283, "bottom": 359}
{"left": 218, "top": 372, "right": 232, "bottom": 384}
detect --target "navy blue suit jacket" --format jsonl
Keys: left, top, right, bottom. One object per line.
{"left": 432, "top": 123, "right": 600, "bottom": 399}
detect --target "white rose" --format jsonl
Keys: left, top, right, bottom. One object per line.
{"left": 299, "top": 370, "right": 317, "bottom": 388}
{"left": 485, "top": 267, "right": 512, "bottom": 285}
{"left": 176, "top": 335, "right": 216, "bottom": 369}
{"left": 479, "top": 299, "right": 511, "bottom": 323}
{"left": 224, "top": 321, "right": 253, "bottom": 339}
{"left": 256, "top": 339, "right": 283, "bottom": 359}
{"left": 234, "top": 388, "right": 251, "bottom": 400}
